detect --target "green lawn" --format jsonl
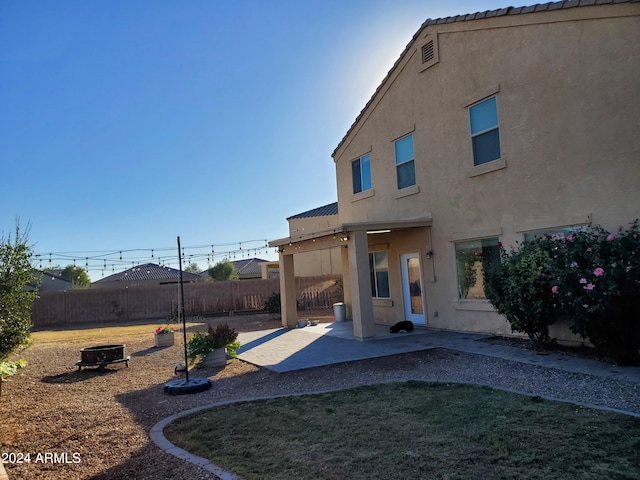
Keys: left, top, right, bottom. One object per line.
{"left": 164, "top": 381, "right": 640, "bottom": 480}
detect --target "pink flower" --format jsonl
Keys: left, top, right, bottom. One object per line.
{"left": 607, "top": 234, "right": 615, "bottom": 241}
{"left": 594, "top": 267, "right": 604, "bottom": 277}
{"left": 587, "top": 247, "right": 592, "bottom": 252}
{"left": 579, "top": 278, "right": 587, "bottom": 284}
{"left": 566, "top": 234, "right": 574, "bottom": 242}
{"left": 551, "top": 285, "right": 558, "bottom": 294}
{"left": 584, "top": 283, "right": 595, "bottom": 291}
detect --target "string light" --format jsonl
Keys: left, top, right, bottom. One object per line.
{"left": 34, "top": 239, "right": 278, "bottom": 277}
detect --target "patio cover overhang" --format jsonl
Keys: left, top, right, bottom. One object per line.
{"left": 269, "top": 215, "right": 433, "bottom": 251}
{"left": 270, "top": 214, "right": 433, "bottom": 339}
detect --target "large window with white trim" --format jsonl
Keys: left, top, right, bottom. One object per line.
{"left": 369, "top": 251, "right": 390, "bottom": 298}
{"left": 523, "top": 226, "right": 587, "bottom": 242}
{"left": 455, "top": 237, "right": 500, "bottom": 299}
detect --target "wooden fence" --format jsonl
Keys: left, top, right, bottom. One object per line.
{"left": 31, "top": 275, "right": 341, "bottom": 328}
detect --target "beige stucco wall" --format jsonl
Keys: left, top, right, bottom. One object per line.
{"left": 292, "top": 249, "right": 342, "bottom": 277}
{"left": 333, "top": 4, "right": 640, "bottom": 339}
{"left": 288, "top": 213, "right": 339, "bottom": 237}
{"left": 287, "top": 213, "right": 343, "bottom": 276}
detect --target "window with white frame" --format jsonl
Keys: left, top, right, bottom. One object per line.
{"left": 469, "top": 96, "right": 501, "bottom": 166}
{"left": 395, "top": 134, "right": 416, "bottom": 189}
{"left": 369, "top": 251, "right": 390, "bottom": 298}
{"left": 523, "top": 226, "right": 587, "bottom": 242}
{"left": 352, "top": 153, "right": 372, "bottom": 194}
{"left": 455, "top": 237, "right": 500, "bottom": 299}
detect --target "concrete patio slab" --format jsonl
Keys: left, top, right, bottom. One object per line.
{"left": 237, "top": 322, "right": 482, "bottom": 372}
{"left": 237, "top": 321, "right": 640, "bottom": 383}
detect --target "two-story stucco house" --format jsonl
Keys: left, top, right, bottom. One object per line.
{"left": 271, "top": 0, "right": 640, "bottom": 341}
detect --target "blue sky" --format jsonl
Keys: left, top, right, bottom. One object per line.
{"left": 1, "top": 0, "right": 511, "bottom": 280}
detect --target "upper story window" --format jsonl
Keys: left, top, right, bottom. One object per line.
{"left": 469, "top": 96, "right": 501, "bottom": 166}
{"left": 394, "top": 134, "right": 416, "bottom": 189}
{"left": 352, "top": 154, "right": 372, "bottom": 194}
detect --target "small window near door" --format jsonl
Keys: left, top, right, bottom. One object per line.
{"left": 369, "top": 251, "right": 390, "bottom": 298}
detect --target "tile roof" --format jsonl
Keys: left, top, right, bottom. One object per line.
{"left": 198, "top": 258, "right": 269, "bottom": 279}
{"left": 287, "top": 202, "right": 338, "bottom": 220}
{"left": 94, "top": 263, "right": 202, "bottom": 283}
{"left": 233, "top": 257, "right": 268, "bottom": 277}
{"left": 419, "top": 0, "right": 635, "bottom": 26}
{"left": 332, "top": 0, "right": 637, "bottom": 158}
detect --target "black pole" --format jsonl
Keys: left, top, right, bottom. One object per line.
{"left": 177, "top": 236, "right": 189, "bottom": 383}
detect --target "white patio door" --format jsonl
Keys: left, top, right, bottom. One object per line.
{"left": 400, "top": 253, "right": 426, "bottom": 325}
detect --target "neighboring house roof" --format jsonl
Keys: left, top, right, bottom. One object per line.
{"left": 199, "top": 258, "right": 269, "bottom": 279}
{"left": 28, "top": 270, "right": 73, "bottom": 292}
{"left": 93, "top": 263, "right": 201, "bottom": 284}
{"left": 332, "top": 0, "right": 638, "bottom": 157}
{"left": 287, "top": 202, "right": 338, "bottom": 220}
{"left": 233, "top": 257, "right": 268, "bottom": 278}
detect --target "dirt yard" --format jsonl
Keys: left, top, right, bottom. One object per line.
{"left": 2, "top": 311, "right": 638, "bottom": 479}
{"left": 0, "top": 313, "right": 328, "bottom": 479}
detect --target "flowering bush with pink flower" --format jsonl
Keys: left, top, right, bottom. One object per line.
{"left": 547, "top": 220, "right": 640, "bottom": 364}
{"left": 484, "top": 220, "right": 640, "bottom": 364}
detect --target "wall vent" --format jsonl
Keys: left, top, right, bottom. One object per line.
{"left": 422, "top": 41, "right": 434, "bottom": 64}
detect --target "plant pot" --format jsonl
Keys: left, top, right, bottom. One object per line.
{"left": 202, "top": 348, "right": 226, "bottom": 367}
{"left": 154, "top": 332, "right": 175, "bottom": 347}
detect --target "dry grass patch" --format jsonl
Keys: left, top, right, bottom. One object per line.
{"left": 31, "top": 322, "right": 202, "bottom": 345}
{"left": 30, "top": 313, "right": 286, "bottom": 345}
{"left": 165, "top": 381, "right": 640, "bottom": 480}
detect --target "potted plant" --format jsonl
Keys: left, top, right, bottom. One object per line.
{"left": 187, "top": 323, "right": 239, "bottom": 367}
{"left": 154, "top": 325, "right": 175, "bottom": 347}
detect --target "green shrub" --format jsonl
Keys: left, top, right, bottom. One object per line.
{"left": 0, "top": 359, "right": 27, "bottom": 380}
{"left": 483, "top": 239, "right": 557, "bottom": 349}
{"left": 332, "top": 278, "right": 344, "bottom": 303}
{"left": 264, "top": 292, "right": 281, "bottom": 314}
{"left": 0, "top": 224, "right": 37, "bottom": 361}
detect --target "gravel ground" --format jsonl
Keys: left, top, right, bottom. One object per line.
{"left": 2, "top": 316, "right": 639, "bottom": 480}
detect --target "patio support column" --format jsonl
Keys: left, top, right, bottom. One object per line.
{"left": 279, "top": 251, "right": 297, "bottom": 328}
{"left": 348, "top": 229, "right": 375, "bottom": 340}
{"left": 340, "top": 244, "right": 352, "bottom": 319}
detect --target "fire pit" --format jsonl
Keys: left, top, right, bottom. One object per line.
{"left": 76, "top": 344, "right": 130, "bottom": 371}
